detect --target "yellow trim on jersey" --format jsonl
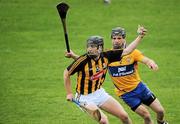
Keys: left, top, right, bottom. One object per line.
{"left": 91, "top": 59, "right": 96, "bottom": 92}
{"left": 84, "top": 63, "right": 89, "bottom": 93}
{"left": 68, "top": 56, "right": 87, "bottom": 75}
{"left": 77, "top": 71, "right": 82, "bottom": 92}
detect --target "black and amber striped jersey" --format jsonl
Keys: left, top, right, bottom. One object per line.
{"left": 67, "top": 49, "right": 123, "bottom": 95}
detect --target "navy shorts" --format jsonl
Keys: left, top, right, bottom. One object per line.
{"left": 121, "top": 82, "right": 156, "bottom": 111}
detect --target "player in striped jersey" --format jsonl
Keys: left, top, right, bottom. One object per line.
{"left": 64, "top": 26, "right": 146, "bottom": 124}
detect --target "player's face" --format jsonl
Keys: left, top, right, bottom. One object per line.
{"left": 112, "top": 35, "right": 125, "bottom": 49}
{"left": 87, "top": 44, "right": 100, "bottom": 59}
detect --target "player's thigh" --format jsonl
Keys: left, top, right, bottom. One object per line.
{"left": 100, "top": 96, "right": 128, "bottom": 118}
{"left": 149, "top": 98, "right": 164, "bottom": 113}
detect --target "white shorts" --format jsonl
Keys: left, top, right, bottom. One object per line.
{"left": 75, "top": 88, "right": 111, "bottom": 107}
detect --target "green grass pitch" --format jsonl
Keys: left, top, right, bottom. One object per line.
{"left": 0, "top": 0, "right": 180, "bottom": 123}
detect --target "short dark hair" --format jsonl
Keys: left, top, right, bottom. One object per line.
{"left": 87, "top": 36, "right": 104, "bottom": 47}
{"left": 111, "top": 27, "right": 126, "bottom": 39}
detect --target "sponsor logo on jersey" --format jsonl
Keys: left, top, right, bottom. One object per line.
{"left": 90, "top": 70, "right": 104, "bottom": 81}
{"left": 108, "top": 63, "right": 135, "bottom": 77}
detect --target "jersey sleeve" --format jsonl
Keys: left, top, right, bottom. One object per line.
{"left": 67, "top": 56, "right": 85, "bottom": 75}
{"left": 104, "top": 49, "right": 123, "bottom": 63}
{"left": 133, "top": 49, "right": 145, "bottom": 62}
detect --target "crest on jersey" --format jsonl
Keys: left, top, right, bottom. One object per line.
{"left": 126, "top": 57, "right": 131, "bottom": 63}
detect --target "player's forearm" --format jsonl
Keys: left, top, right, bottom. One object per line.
{"left": 142, "top": 56, "right": 153, "bottom": 66}
{"left": 142, "top": 57, "right": 158, "bottom": 70}
{"left": 64, "top": 69, "right": 72, "bottom": 94}
{"left": 146, "top": 59, "right": 157, "bottom": 67}
{"left": 65, "top": 50, "right": 79, "bottom": 60}
{"left": 122, "top": 35, "right": 143, "bottom": 55}
{"left": 72, "top": 54, "right": 79, "bottom": 60}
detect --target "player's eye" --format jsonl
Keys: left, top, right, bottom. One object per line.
{"left": 113, "top": 37, "right": 121, "bottom": 40}
{"left": 88, "top": 44, "right": 97, "bottom": 48}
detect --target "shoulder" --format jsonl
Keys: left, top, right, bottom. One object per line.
{"left": 131, "top": 49, "right": 145, "bottom": 61}
{"left": 134, "top": 49, "right": 141, "bottom": 53}
{"left": 75, "top": 53, "right": 88, "bottom": 64}
{"left": 102, "top": 49, "right": 123, "bottom": 62}
{"left": 103, "top": 49, "right": 123, "bottom": 55}
{"left": 132, "top": 49, "right": 143, "bottom": 55}
{"left": 67, "top": 53, "right": 88, "bottom": 72}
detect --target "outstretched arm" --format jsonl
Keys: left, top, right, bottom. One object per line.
{"left": 65, "top": 50, "right": 79, "bottom": 60}
{"left": 64, "top": 69, "right": 73, "bottom": 101}
{"left": 122, "top": 25, "right": 147, "bottom": 56}
{"left": 141, "top": 56, "right": 159, "bottom": 71}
